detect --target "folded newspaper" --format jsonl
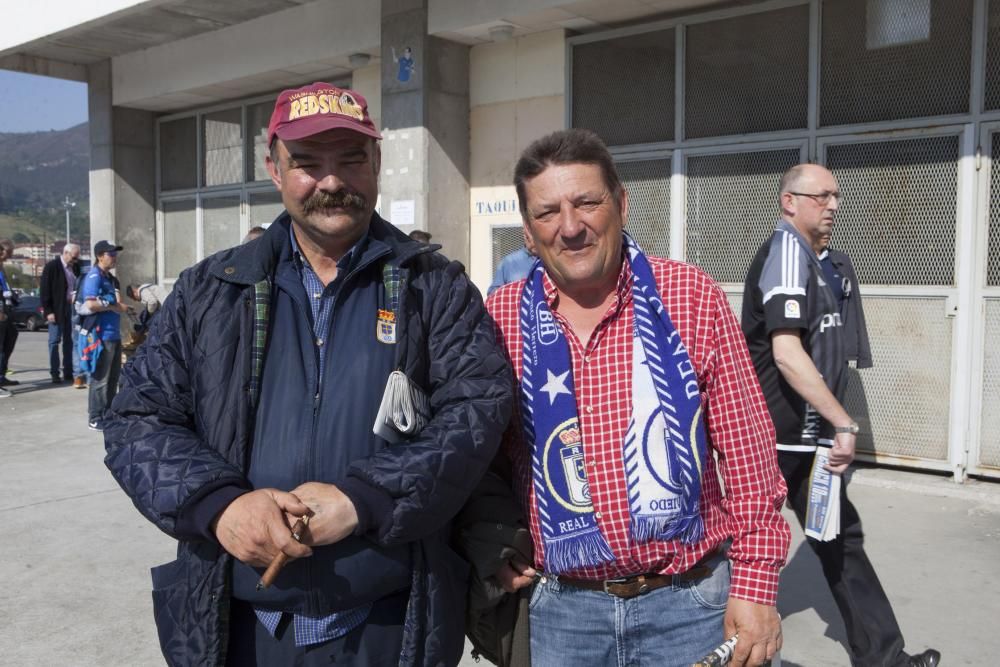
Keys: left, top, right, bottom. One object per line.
{"left": 373, "top": 370, "right": 430, "bottom": 444}
{"left": 805, "top": 446, "right": 841, "bottom": 542}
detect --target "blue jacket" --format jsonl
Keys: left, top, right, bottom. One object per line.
{"left": 104, "top": 214, "right": 513, "bottom": 666}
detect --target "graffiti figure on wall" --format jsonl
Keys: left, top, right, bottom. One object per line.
{"left": 392, "top": 46, "right": 415, "bottom": 82}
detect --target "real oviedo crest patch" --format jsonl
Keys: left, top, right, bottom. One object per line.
{"left": 376, "top": 309, "right": 396, "bottom": 344}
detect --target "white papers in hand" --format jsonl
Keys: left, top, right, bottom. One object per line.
{"left": 805, "top": 446, "right": 840, "bottom": 542}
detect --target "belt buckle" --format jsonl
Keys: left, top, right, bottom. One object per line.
{"left": 602, "top": 577, "right": 628, "bottom": 596}
{"left": 603, "top": 575, "right": 650, "bottom": 598}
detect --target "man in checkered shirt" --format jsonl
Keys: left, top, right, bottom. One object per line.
{"left": 486, "top": 129, "right": 789, "bottom": 667}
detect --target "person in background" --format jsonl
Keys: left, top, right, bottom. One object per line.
{"left": 243, "top": 226, "right": 267, "bottom": 244}
{"left": 741, "top": 163, "right": 939, "bottom": 667}
{"left": 81, "top": 240, "right": 127, "bottom": 431}
{"left": 817, "top": 233, "right": 872, "bottom": 370}
{"left": 126, "top": 283, "right": 171, "bottom": 330}
{"left": 487, "top": 246, "right": 534, "bottom": 295}
{"left": 408, "top": 230, "right": 432, "bottom": 244}
{"left": 0, "top": 239, "right": 18, "bottom": 397}
{"left": 41, "top": 243, "right": 82, "bottom": 385}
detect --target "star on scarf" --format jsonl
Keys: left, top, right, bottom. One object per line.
{"left": 541, "top": 369, "right": 572, "bottom": 405}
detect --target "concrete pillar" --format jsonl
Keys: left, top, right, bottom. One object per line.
{"left": 87, "top": 61, "right": 115, "bottom": 249}
{"left": 380, "top": 0, "right": 470, "bottom": 265}
{"left": 86, "top": 60, "right": 156, "bottom": 310}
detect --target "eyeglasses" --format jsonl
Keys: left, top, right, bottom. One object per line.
{"left": 106, "top": 251, "right": 118, "bottom": 258}
{"left": 790, "top": 191, "right": 842, "bottom": 206}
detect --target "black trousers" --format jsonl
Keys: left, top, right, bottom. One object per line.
{"left": 779, "top": 451, "right": 910, "bottom": 667}
{"left": 0, "top": 315, "right": 17, "bottom": 377}
{"left": 226, "top": 591, "right": 408, "bottom": 666}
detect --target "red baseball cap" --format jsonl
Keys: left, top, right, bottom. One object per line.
{"left": 266, "top": 82, "right": 381, "bottom": 146}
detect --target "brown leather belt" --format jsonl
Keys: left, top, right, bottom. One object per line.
{"left": 560, "top": 564, "right": 711, "bottom": 599}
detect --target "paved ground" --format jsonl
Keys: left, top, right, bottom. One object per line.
{"left": 2, "top": 331, "right": 998, "bottom": 666}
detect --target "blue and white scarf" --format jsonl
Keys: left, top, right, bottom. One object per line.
{"left": 520, "top": 233, "right": 706, "bottom": 574}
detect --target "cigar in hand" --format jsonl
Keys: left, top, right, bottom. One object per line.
{"left": 256, "top": 514, "right": 310, "bottom": 591}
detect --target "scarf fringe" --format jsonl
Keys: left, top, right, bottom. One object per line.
{"left": 544, "top": 531, "right": 617, "bottom": 575}
{"left": 630, "top": 510, "right": 705, "bottom": 545}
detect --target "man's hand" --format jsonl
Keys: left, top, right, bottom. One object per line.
{"left": 46, "top": 313, "right": 56, "bottom": 323}
{"left": 212, "top": 488, "right": 313, "bottom": 567}
{"left": 288, "top": 482, "right": 359, "bottom": 547}
{"left": 723, "top": 597, "right": 782, "bottom": 667}
{"left": 493, "top": 558, "right": 536, "bottom": 593}
{"left": 825, "top": 432, "right": 856, "bottom": 474}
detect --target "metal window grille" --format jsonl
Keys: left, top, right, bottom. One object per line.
{"left": 825, "top": 135, "right": 959, "bottom": 286}
{"left": 989, "top": 132, "right": 1000, "bottom": 286}
{"left": 986, "top": 0, "right": 1000, "bottom": 110}
{"left": 159, "top": 117, "right": 197, "bottom": 191}
{"left": 685, "top": 5, "right": 809, "bottom": 139}
{"left": 618, "top": 158, "right": 671, "bottom": 258}
{"left": 724, "top": 291, "right": 743, "bottom": 321}
{"left": 979, "top": 299, "right": 1000, "bottom": 468}
{"left": 162, "top": 199, "right": 196, "bottom": 279}
{"left": 247, "top": 101, "right": 274, "bottom": 182}
{"left": 249, "top": 190, "right": 285, "bottom": 228}
{"left": 203, "top": 108, "right": 243, "bottom": 187}
{"left": 844, "top": 296, "right": 951, "bottom": 461}
{"left": 572, "top": 28, "right": 675, "bottom": 146}
{"left": 685, "top": 148, "right": 801, "bottom": 284}
{"left": 202, "top": 196, "right": 242, "bottom": 257}
{"left": 491, "top": 226, "right": 525, "bottom": 275}
{"left": 820, "top": 0, "right": 973, "bottom": 126}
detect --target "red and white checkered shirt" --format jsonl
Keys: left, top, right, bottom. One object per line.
{"left": 486, "top": 256, "right": 790, "bottom": 606}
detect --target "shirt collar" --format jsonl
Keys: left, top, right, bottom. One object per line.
{"left": 539, "top": 239, "right": 631, "bottom": 314}
{"left": 288, "top": 225, "right": 367, "bottom": 277}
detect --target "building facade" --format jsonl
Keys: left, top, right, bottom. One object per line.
{"left": 2, "top": 0, "right": 998, "bottom": 481}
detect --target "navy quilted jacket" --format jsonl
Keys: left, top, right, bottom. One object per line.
{"left": 104, "top": 214, "right": 513, "bottom": 666}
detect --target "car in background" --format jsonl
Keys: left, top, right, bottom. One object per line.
{"left": 12, "top": 296, "right": 47, "bottom": 331}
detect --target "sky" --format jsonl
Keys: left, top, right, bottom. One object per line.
{"left": 0, "top": 70, "right": 88, "bottom": 133}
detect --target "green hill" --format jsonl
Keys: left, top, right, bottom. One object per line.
{"left": 0, "top": 123, "right": 90, "bottom": 245}
{"left": 0, "top": 213, "right": 53, "bottom": 241}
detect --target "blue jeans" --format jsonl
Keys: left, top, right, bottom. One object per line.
{"left": 48, "top": 320, "right": 79, "bottom": 379}
{"left": 529, "top": 553, "right": 730, "bottom": 667}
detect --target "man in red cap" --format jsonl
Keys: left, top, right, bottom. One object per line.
{"left": 104, "top": 83, "right": 512, "bottom": 666}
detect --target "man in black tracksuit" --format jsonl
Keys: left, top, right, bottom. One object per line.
{"left": 741, "top": 163, "right": 939, "bottom": 667}
{"left": 104, "top": 83, "right": 512, "bottom": 666}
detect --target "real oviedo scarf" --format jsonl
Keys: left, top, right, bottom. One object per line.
{"left": 519, "top": 233, "right": 707, "bottom": 574}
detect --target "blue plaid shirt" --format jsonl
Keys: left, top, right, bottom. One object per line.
{"left": 253, "top": 226, "right": 372, "bottom": 646}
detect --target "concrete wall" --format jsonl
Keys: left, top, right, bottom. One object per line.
{"left": 0, "top": 0, "right": 151, "bottom": 53}
{"left": 87, "top": 60, "right": 156, "bottom": 309}
{"left": 111, "top": 0, "right": 379, "bottom": 108}
{"left": 380, "top": 1, "right": 471, "bottom": 265}
{"left": 427, "top": 0, "right": 566, "bottom": 35}
{"left": 467, "top": 29, "right": 566, "bottom": 292}
{"left": 351, "top": 62, "right": 383, "bottom": 131}
{"left": 111, "top": 105, "right": 156, "bottom": 290}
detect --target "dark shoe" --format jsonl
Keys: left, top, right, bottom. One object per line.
{"left": 908, "top": 649, "right": 941, "bottom": 667}
{"left": 88, "top": 420, "right": 103, "bottom": 432}
{"left": 0, "top": 377, "right": 20, "bottom": 386}
{"left": 51, "top": 376, "right": 63, "bottom": 384}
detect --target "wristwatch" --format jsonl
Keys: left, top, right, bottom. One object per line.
{"left": 835, "top": 422, "right": 860, "bottom": 435}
